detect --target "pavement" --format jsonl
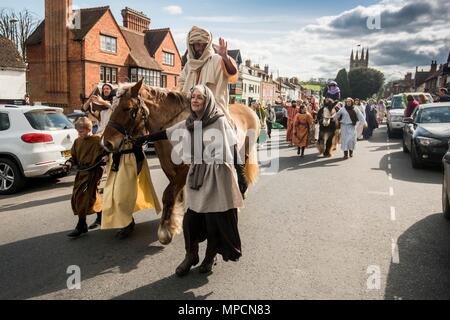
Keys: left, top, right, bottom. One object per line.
{"left": 0, "top": 124, "right": 449, "bottom": 300}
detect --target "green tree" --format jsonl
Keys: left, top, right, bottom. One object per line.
{"left": 348, "top": 68, "right": 385, "bottom": 100}
{"left": 335, "top": 68, "right": 351, "bottom": 99}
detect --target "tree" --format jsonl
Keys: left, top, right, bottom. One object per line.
{"left": 0, "top": 9, "right": 40, "bottom": 61}
{"left": 335, "top": 68, "right": 352, "bottom": 99}
{"left": 348, "top": 67, "right": 385, "bottom": 100}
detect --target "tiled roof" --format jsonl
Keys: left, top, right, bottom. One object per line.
{"left": 0, "top": 36, "right": 26, "bottom": 69}
{"left": 26, "top": 6, "right": 110, "bottom": 45}
{"left": 144, "top": 28, "right": 170, "bottom": 56}
{"left": 121, "top": 28, "right": 162, "bottom": 71}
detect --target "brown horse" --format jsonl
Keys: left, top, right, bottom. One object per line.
{"left": 102, "top": 80, "right": 260, "bottom": 245}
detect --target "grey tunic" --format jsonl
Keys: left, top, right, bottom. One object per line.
{"left": 166, "top": 117, "right": 245, "bottom": 213}
{"left": 334, "top": 107, "right": 366, "bottom": 151}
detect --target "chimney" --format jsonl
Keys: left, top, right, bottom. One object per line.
{"left": 121, "top": 7, "right": 151, "bottom": 33}
{"left": 44, "top": 0, "right": 71, "bottom": 106}
{"left": 245, "top": 59, "right": 251, "bottom": 67}
{"left": 264, "top": 65, "right": 269, "bottom": 74}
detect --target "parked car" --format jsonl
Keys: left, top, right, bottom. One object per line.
{"left": 273, "top": 104, "right": 286, "bottom": 125}
{"left": 443, "top": 142, "right": 450, "bottom": 219}
{"left": 387, "top": 93, "right": 433, "bottom": 138}
{"left": 402, "top": 102, "right": 450, "bottom": 169}
{"left": 0, "top": 105, "right": 78, "bottom": 195}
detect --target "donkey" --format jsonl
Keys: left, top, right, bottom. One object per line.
{"left": 316, "top": 98, "right": 341, "bottom": 158}
{"left": 102, "top": 80, "right": 260, "bottom": 245}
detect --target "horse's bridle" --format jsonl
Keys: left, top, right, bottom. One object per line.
{"left": 107, "top": 95, "right": 150, "bottom": 149}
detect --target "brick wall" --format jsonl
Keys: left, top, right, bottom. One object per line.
{"left": 154, "top": 31, "right": 181, "bottom": 89}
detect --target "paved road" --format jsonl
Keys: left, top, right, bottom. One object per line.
{"left": 1, "top": 125, "right": 449, "bottom": 300}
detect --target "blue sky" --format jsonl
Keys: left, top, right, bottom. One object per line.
{"left": 1, "top": 0, "right": 449, "bottom": 81}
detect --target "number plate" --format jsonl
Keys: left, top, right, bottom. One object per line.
{"left": 63, "top": 150, "right": 71, "bottom": 158}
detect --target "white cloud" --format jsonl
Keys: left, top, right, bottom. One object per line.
{"left": 163, "top": 5, "right": 183, "bottom": 15}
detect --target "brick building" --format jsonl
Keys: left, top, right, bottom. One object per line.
{"left": 26, "top": 1, "right": 181, "bottom": 112}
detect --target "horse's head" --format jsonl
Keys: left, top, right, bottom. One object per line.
{"left": 321, "top": 98, "right": 338, "bottom": 127}
{"left": 102, "top": 79, "right": 150, "bottom": 153}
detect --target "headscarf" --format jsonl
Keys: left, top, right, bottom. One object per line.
{"left": 345, "top": 98, "right": 358, "bottom": 125}
{"left": 186, "top": 26, "right": 215, "bottom": 72}
{"left": 185, "top": 85, "right": 225, "bottom": 190}
{"left": 101, "top": 83, "right": 115, "bottom": 103}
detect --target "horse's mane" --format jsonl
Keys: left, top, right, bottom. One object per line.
{"left": 115, "top": 82, "right": 190, "bottom": 127}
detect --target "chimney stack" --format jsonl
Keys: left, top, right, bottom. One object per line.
{"left": 122, "top": 7, "right": 151, "bottom": 33}
{"left": 431, "top": 60, "right": 438, "bottom": 73}
{"left": 245, "top": 59, "right": 251, "bottom": 67}
{"left": 264, "top": 65, "right": 269, "bottom": 74}
{"left": 44, "top": 0, "right": 72, "bottom": 106}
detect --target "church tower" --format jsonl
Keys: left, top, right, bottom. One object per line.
{"left": 350, "top": 48, "right": 369, "bottom": 71}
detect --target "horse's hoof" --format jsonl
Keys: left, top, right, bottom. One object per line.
{"left": 158, "top": 225, "right": 173, "bottom": 245}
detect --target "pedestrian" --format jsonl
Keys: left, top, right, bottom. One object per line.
{"left": 287, "top": 100, "right": 298, "bottom": 144}
{"left": 333, "top": 98, "right": 367, "bottom": 159}
{"left": 265, "top": 104, "right": 276, "bottom": 139}
{"left": 437, "top": 88, "right": 450, "bottom": 102}
{"left": 418, "top": 94, "right": 428, "bottom": 105}
{"left": 377, "top": 99, "right": 387, "bottom": 125}
{"left": 179, "top": 26, "right": 238, "bottom": 127}
{"left": 64, "top": 117, "right": 109, "bottom": 238}
{"left": 363, "top": 99, "right": 378, "bottom": 139}
{"left": 293, "top": 103, "right": 314, "bottom": 157}
{"left": 404, "top": 94, "right": 420, "bottom": 118}
{"left": 281, "top": 104, "right": 288, "bottom": 129}
{"left": 89, "top": 83, "right": 115, "bottom": 135}
{"left": 144, "top": 85, "right": 247, "bottom": 276}
{"left": 354, "top": 98, "right": 365, "bottom": 140}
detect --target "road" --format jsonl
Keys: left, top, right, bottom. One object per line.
{"left": 0, "top": 125, "right": 449, "bottom": 300}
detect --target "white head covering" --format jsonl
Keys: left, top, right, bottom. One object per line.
{"left": 186, "top": 26, "right": 215, "bottom": 71}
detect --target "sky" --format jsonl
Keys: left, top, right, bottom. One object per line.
{"left": 1, "top": 0, "right": 449, "bottom": 82}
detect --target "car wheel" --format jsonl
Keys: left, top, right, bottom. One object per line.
{"left": 443, "top": 177, "right": 450, "bottom": 220}
{"left": 0, "top": 158, "right": 25, "bottom": 195}
{"left": 411, "top": 142, "right": 424, "bottom": 169}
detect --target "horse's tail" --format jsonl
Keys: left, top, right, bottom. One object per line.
{"left": 245, "top": 133, "right": 260, "bottom": 185}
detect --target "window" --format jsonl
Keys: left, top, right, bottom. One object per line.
{"left": 129, "top": 68, "right": 161, "bottom": 87}
{"left": 100, "top": 35, "right": 117, "bottom": 53}
{"left": 25, "top": 110, "right": 74, "bottom": 131}
{"left": 163, "top": 51, "right": 175, "bottom": 66}
{"left": 100, "top": 66, "right": 118, "bottom": 84}
{"left": 161, "top": 75, "right": 167, "bottom": 88}
{"left": 0, "top": 113, "right": 10, "bottom": 131}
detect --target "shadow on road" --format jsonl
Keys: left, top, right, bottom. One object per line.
{"left": 0, "top": 219, "right": 164, "bottom": 300}
{"left": 0, "top": 177, "right": 74, "bottom": 200}
{"left": 113, "top": 273, "right": 211, "bottom": 300}
{"left": 0, "top": 194, "right": 72, "bottom": 213}
{"left": 384, "top": 213, "right": 450, "bottom": 300}
{"left": 373, "top": 151, "right": 443, "bottom": 185}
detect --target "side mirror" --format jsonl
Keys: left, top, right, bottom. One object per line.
{"left": 403, "top": 117, "right": 414, "bottom": 124}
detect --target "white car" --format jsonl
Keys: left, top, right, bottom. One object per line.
{"left": 387, "top": 93, "right": 433, "bottom": 138}
{"left": 0, "top": 105, "right": 78, "bottom": 194}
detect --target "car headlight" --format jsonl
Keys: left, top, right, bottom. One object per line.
{"left": 391, "top": 116, "right": 404, "bottom": 122}
{"left": 416, "top": 136, "right": 441, "bottom": 146}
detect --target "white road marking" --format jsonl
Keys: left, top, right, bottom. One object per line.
{"left": 388, "top": 156, "right": 391, "bottom": 161}
{"left": 389, "top": 187, "right": 394, "bottom": 196}
{"left": 388, "top": 164, "right": 392, "bottom": 170}
{"left": 391, "top": 238, "right": 400, "bottom": 264}
{"left": 368, "top": 191, "right": 389, "bottom": 196}
{"left": 390, "top": 207, "right": 396, "bottom": 221}
{"left": 388, "top": 173, "right": 393, "bottom": 181}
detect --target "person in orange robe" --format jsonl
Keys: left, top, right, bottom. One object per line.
{"left": 293, "top": 104, "right": 314, "bottom": 157}
{"left": 286, "top": 100, "right": 299, "bottom": 144}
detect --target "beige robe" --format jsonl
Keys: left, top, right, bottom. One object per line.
{"left": 166, "top": 117, "right": 244, "bottom": 213}
{"left": 179, "top": 54, "right": 238, "bottom": 124}
{"left": 101, "top": 144, "right": 162, "bottom": 229}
